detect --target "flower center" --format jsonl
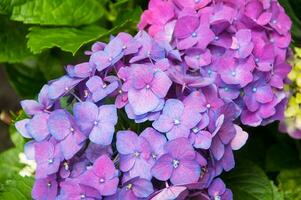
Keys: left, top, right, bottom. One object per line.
{"left": 252, "top": 87, "right": 257, "bottom": 93}
{"left": 102, "top": 84, "right": 107, "bottom": 89}
{"left": 214, "top": 196, "right": 221, "bottom": 200}
{"left": 80, "top": 194, "right": 86, "bottom": 199}
{"left": 47, "top": 182, "right": 52, "bottom": 188}
{"left": 146, "top": 84, "right": 151, "bottom": 89}
{"left": 151, "top": 153, "right": 157, "bottom": 160}
{"left": 64, "top": 162, "right": 69, "bottom": 170}
{"left": 272, "top": 19, "right": 277, "bottom": 24}
{"left": 206, "top": 104, "right": 211, "bottom": 109}
{"left": 173, "top": 119, "right": 181, "bottom": 125}
{"left": 255, "top": 58, "right": 259, "bottom": 63}
{"left": 84, "top": 90, "right": 89, "bottom": 98}
{"left": 70, "top": 127, "right": 75, "bottom": 133}
{"left": 126, "top": 183, "right": 133, "bottom": 190}
{"left": 214, "top": 36, "right": 219, "bottom": 41}
{"left": 48, "top": 159, "right": 54, "bottom": 164}
{"left": 94, "top": 121, "right": 99, "bottom": 126}
{"left": 192, "top": 127, "right": 200, "bottom": 133}
{"left": 231, "top": 71, "right": 236, "bottom": 77}
{"left": 224, "top": 87, "right": 229, "bottom": 92}
{"left": 122, "top": 45, "right": 127, "bottom": 50}
{"left": 134, "top": 151, "right": 140, "bottom": 157}
{"left": 108, "top": 57, "right": 113, "bottom": 62}
{"left": 99, "top": 178, "right": 105, "bottom": 184}
{"left": 192, "top": 32, "right": 197, "bottom": 37}
{"left": 172, "top": 159, "right": 180, "bottom": 168}
{"left": 64, "top": 87, "right": 69, "bottom": 91}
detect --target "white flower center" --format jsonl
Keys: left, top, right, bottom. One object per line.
{"left": 173, "top": 119, "right": 181, "bottom": 125}
{"left": 172, "top": 159, "right": 180, "bottom": 168}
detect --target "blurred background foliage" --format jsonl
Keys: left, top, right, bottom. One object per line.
{"left": 0, "top": 0, "right": 301, "bottom": 200}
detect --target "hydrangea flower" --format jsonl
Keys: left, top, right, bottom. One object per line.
{"left": 153, "top": 99, "right": 201, "bottom": 140}
{"left": 48, "top": 109, "right": 86, "bottom": 159}
{"left": 32, "top": 175, "right": 58, "bottom": 200}
{"left": 48, "top": 75, "right": 82, "bottom": 100}
{"left": 73, "top": 102, "right": 117, "bottom": 145}
{"left": 127, "top": 64, "right": 172, "bottom": 115}
{"left": 208, "top": 178, "right": 233, "bottom": 200}
{"left": 86, "top": 76, "right": 119, "bottom": 102}
{"left": 15, "top": 113, "right": 50, "bottom": 142}
{"left": 90, "top": 37, "right": 124, "bottom": 71}
{"left": 79, "top": 155, "right": 119, "bottom": 196}
{"left": 116, "top": 177, "right": 154, "bottom": 200}
{"left": 34, "top": 141, "right": 63, "bottom": 178}
{"left": 151, "top": 138, "right": 202, "bottom": 185}
{"left": 58, "top": 179, "right": 101, "bottom": 200}
{"left": 21, "top": 85, "right": 52, "bottom": 116}
{"left": 116, "top": 130, "right": 153, "bottom": 180}
{"left": 15, "top": 0, "right": 293, "bottom": 198}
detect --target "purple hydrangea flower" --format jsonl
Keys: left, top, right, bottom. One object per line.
{"left": 59, "top": 179, "right": 101, "bottom": 200}
{"left": 79, "top": 155, "right": 119, "bottom": 196}
{"left": 116, "top": 32, "right": 141, "bottom": 55}
{"left": 150, "top": 185, "right": 188, "bottom": 200}
{"left": 174, "top": 15, "right": 215, "bottom": 50}
{"left": 21, "top": 85, "right": 52, "bottom": 116}
{"left": 89, "top": 37, "right": 124, "bottom": 72}
{"left": 127, "top": 64, "right": 172, "bottom": 116}
{"left": 32, "top": 175, "right": 58, "bottom": 200}
{"left": 138, "top": 0, "right": 175, "bottom": 37}
{"left": 117, "top": 177, "right": 154, "bottom": 200}
{"left": 151, "top": 138, "right": 201, "bottom": 185}
{"left": 130, "top": 31, "right": 165, "bottom": 63}
{"left": 48, "top": 109, "right": 86, "bottom": 159}
{"left": 153, "top": 99, "right": 202, "bottom": 140}
{"left": 230, "top": 29, "right": 254, "bottom": 59}
{"left": 219, "top": 56, "right": 255, "bottom": 87}
{"left": 66, "top": 62, "right": 94, "bottom": 79}
{"left": 73, "top": 102, "right": 117, "bottom": 145}
{"left": 34, "top": 141, "right": 63, "bottom": 178}
{"left": 116, "top": 130, "right": 153, "bottom": 180}
{"left": 208, "top": 178, "right": 233, "bottom": 200}
{"left": 86, "top": 76, "right": 119, "bottom": 102}
{"left": 48, "top": 75, "right": 82, "bottom": 100}
{"left": 140, "top": 128, "right": 167, "bottom": 162}
{"left": 15, "top": 112, "right": 50, "bottom": 142}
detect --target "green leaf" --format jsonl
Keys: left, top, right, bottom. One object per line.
{"left": 278, "top": 169, "right": 301, "bottom": 200}
{"left": 0, "top": 175, "right": 33, "bottom": 200}
{"left": 0, "top": 16, "right": 32, "bottom": 63}
{"left": 0, "top": 0, "right": 26, "bottom": 14}
{"left": 265, "top": 142, "right": 301, "bottom": 172}
{"left": 37, "top": 51, "right": 67, "bottom": 80}
{"left": 27, "top": 25, "right": 107, "bottom": 55}
{"left": 11, "top": 0, "right": 105, "bottom": 26}
{"left": 223, "top": 160, "right": 278, "bottom": 200}
{"left": 5, "top": 62, "right": 47, "bottom": 98}
{"left": 0, "top": 149, "right": 24, "bottom": 183}
{"left": 112, "top": 7, "right": 142, "bottom": 34}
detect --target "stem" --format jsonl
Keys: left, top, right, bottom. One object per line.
{"left": 70, "top": 91, "right": 82, "bottom": 102}
{"left": 113, "top": 154, "right": 120, "bottom": 164}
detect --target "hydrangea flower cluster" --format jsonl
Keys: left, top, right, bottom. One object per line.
{"left": 139, "top": 0, "right": 292, "bottom": 126}
{"left": 280, "top": 48, "right": 301, "bottom": 139}
{"left": 15, "top": 0, "right": 292, "bottom": 199}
